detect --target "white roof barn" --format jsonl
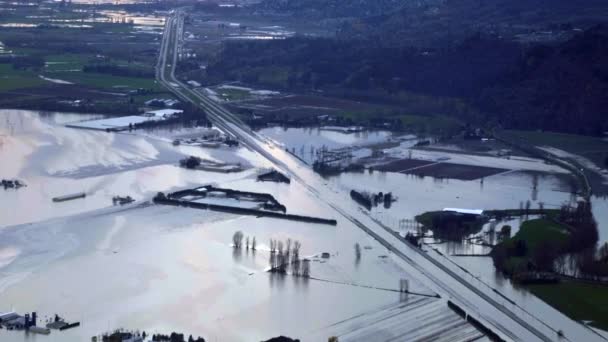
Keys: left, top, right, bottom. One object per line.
{"left": 443, "top": 208, "right": 484, "bottom": 215}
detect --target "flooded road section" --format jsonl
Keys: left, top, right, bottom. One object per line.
{"left": 0, "top": 110, "right": 481, "bottom": 341}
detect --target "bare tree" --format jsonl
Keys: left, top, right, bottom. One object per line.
{"left": 252, "top": 236, "right": 257, "bottom": 251}
{"left": 355, "top": 243, "right": 361, "bottom": 260}
{"left": 270, "top": 239, "right": 276, "bottom": 253}
{"left": 285, "top": 238, "right": 292, "bottom": 257}
{"left": 292, "top": 256, "right": 301, "bottom": 276}
{"left": 301, "top": 259, "right": 311, "bottom": 278}
{"left": 232, "top": 231, "right": 244, "bottom": 249}
{"left": 555, "top": 254, "right": 568, "bottom": 274}
{"left": 293, "top": 240, "right": 301, "bottom": 258}
{"left": 277, "top": 240, "right": 284, "bottom": 255}
{"left": 246, "top": 236, "right": 250, "bottom": 250}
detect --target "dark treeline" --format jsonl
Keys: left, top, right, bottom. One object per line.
{"left": 204, "top": 25, "right": 608, "bottom": 135}
{"left": 337, "top": 0, "right": 608, "bottom": 47}
{"left": 100, "top": 330, "right": 205, "bottom": 342}
{"left": 478, "top": 25, "right": 608, "bottom": 135}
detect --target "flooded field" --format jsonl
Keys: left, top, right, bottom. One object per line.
{"left": 0, "top": 109, "right": 479, "bottom": 341}
{"left": 258, "top": 126, "right": 393, "bottom": 164}
{"left": 0, "top": 109, "right": 262, "bottom": 227}
{"left": 1, "top": 107, "right": 607, "bottom": 341}
{"left": 256, "top": 125, "right": 608, "bottom": 340}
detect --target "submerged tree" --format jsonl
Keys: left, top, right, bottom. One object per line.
{"left": 355, "top": 243, "right": 361, "bottom": 260}
{"left": 277, "top": 240, "right": 284, "bottom": 255}
{"left": 285, "top": 238, "right": 292, "bottom": 258}
{"left": 301, "top": 259, "right": 311, "bottom": 278}
{"left": 232, "top": 231, "right": 244, "bottom": 249}
{"left": 292, "top": 240, "right": 301, "bottom": 258}
{"left": 292, "top": 256, "right": 301, "bottom": 276}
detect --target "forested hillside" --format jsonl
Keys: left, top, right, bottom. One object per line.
{"left": 204, "top": 25, "right": 608, "bottom": 135}
{"left": 479, "top": 25, "right": 608, "bottom": 135}
{"left": 337, "top": 0, "right": 608, "bottom": 46}
{"left": 253, "top": 0, "right": 416, "bottom": 19}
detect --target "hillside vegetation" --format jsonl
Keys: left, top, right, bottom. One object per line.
{"left": 202, "top": 25, "right": 608, "bottom": 135}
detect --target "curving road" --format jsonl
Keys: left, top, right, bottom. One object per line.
{"left": 156, "top": 10, "right": 605, "bottom": 342}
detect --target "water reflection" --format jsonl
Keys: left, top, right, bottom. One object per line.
{"left": 269, "top": 270, "right": 286, "bottom": 290}
{"left": 291, "top": 274, "right": 309, "bottom": 292}
{"left": 232, "top": 247, "right": 243, "bottom": 262}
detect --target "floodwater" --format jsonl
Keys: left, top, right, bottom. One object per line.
{"left": 2, "top": 111, "right": 607, "bottom": 340}
{"left": 257, "top": 126, "right": 608, "bottom": 339}
{"left": 0, "top": 109, "right": 442, "bottom": 341}
{"left": 0, "top": 109, "right": 260, "bottom": 227}
{"left": 258, "top": 126, "right": 392, "bottom": 164}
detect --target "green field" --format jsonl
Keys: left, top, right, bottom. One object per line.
{"left": 528, "top": 281, "right": 608, "bottom": 331}
{"left": 49, "top": 71, "right": 159, "bottom": 90}
{"left": 44, "top": 53, "right": 92, "bottom": 72}
{"left": 507, "top": 218, "right": 569, "bottom": 251}
{"left": 214, "top": 87, "right": 251, "bottom": 101}
{"left": 492, "top": 217, "right": 571, "bottom": 274}
{"left": 0, "top": 63, "right": 46, "bottom": 91}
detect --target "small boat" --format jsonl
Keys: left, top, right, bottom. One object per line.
{"left": 52, "top": 192, "right": 86, "bottom": 202}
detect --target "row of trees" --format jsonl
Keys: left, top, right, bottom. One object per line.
{"left": 232, "top": 231, "right": 257, "bottom": 251}
{"left": 232, "top": 232, "right": 311, "bottom": 276}
{"left": 268, "top": 238, "right": 309, "bottom": 277}
{"left": 99, "top": 330, "right": 205, "bottom": 342}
